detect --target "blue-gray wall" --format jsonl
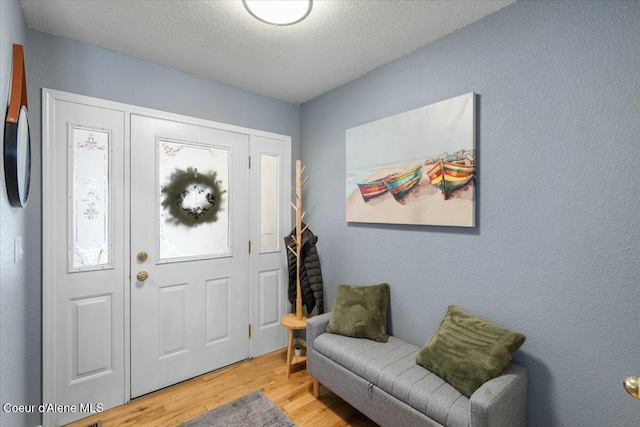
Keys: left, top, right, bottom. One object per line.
{"left": 300, "top": 1, "right": 640, "bottom": 426}
{"left": 0, "top": 2, "right": 39, "bottom": 427}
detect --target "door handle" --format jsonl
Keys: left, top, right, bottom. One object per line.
{"left": 137, "top": 251, "right": 148, "bottom": 262}
{"left": 625, "top": 376, "right": 639, "bottom": 399}
{"left": 136, "top": 271, "right": 149, "bottom": 282}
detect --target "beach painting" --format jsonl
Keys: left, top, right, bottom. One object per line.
{"left": 346, "top": 92, "right": 476, "bottom": 227}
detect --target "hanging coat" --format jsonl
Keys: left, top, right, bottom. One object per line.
{"left": 284, "top": 224, "right": 324, "bottom": 315}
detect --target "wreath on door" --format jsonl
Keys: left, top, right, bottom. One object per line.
{"left": 161, "top": 167, "right": 226, "bottom": 226}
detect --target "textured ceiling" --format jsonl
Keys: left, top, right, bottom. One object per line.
{"left": 21, "top": 0, "right": 514, "bottom": 105}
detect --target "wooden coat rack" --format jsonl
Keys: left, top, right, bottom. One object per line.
{"left": 280, "top": 160, "right": 310, "bottom": 377}
{"left": 287, "top": 160, "right": 310, "bottom": 320}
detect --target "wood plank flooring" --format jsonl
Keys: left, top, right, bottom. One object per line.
{"left": 65, "top": 348, "right": 378, "bottom": 427}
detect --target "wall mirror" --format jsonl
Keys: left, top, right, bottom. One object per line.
{"left": 4, "top": 44, "right": 31, "bottom": 208}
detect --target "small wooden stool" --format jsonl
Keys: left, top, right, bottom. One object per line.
{"left": 280, "top": 313, "right": 308, "bottom": 378}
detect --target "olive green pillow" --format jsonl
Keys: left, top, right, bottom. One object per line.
{"left": 326, "top": 283, "right": 390, "bottom": 343}
{"left": 416, "top": 305, "right": 526, "bottom": 397}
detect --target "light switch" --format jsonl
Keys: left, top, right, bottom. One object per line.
{"left": 14, "top": 236, "right": 23, "bottom": 262}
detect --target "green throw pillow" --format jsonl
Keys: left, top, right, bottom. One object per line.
{"left": 326, "top": 283, "right": 390, "bottom": 343}
{"left": 416, "top": 305, "right": 526, "bottom": 397}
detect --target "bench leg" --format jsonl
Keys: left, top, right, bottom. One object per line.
{"left": 312, "top": 377, "right": 320, "bottom": 397}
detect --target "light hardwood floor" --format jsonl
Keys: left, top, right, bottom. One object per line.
{"left": 65, "top": 348, "right": 377, "bottom": 427}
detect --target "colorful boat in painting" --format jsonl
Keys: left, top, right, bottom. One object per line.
{"left": 357, "top": 178, "right": 389, "bottom": 201}
{"left": 427, "top": 160, "right": 474, "bottom": 200}
{"left": 384, "top": 164, "right": 423, "bottom": 201}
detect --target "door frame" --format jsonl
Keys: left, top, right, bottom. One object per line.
{"left": 42, "top": 89, "right": 291, "bottom": 426}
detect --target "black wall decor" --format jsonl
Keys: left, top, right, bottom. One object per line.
{"left": 4, "top": 44, "right": 31, "bottom": 208}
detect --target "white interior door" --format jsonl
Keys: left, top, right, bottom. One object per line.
{"left": 130, "top": 115, "right": 250, "bottom": 398}
{"left": 44, "top": 97, "right": 127, "bottom": 426}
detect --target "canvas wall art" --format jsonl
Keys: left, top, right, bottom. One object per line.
{"left": 346, "top": 92, "right": 476, "bottom": 227}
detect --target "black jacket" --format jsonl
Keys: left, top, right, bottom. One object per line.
{"left": 284, "top": 224, "right": 324, "bottom": 315}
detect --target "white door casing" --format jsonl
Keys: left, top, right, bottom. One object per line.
{"left": 43, "top": 89, "right": 290, "bottom": 426}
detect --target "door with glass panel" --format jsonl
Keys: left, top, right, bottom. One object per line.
{"left": 45, "top": 91, "right": 290, "bottom": 425}
{"left": 44, "top": 98, "right": 127, "bottom": 427}
{"left": 130, "top": 115, "right": 251, "bottom": 397}
{"left": 250, "top": 136, "right": 289, "bottom": 356}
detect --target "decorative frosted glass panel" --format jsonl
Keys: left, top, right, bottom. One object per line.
{"left": 260, "top": 154, "right": 280, "bottom": 252}
{"left": 72, "top": 129, "right": 110, "bottom": 269}
{"left": 158, "top": 140, "right": 230, "bottom": 261}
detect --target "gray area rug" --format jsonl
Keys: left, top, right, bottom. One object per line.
{"left": 179, "top": 390, "right": 296, "bottom": 427}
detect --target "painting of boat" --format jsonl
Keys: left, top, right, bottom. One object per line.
{"left": 384, "top": 164, "right": 423, "bottom": 201}
{"left": 427, "top": 160, "right": 474, "bottom": 200}
{"left": 346, "top": 92, "right": 475, "bottom": 227}
{"left": 357, "top": 177, "right": 388, "bottom": 201}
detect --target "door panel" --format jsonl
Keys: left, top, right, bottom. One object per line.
{"left": 46, "top": 99, "right": 126, "bottom": 426}
{"left": 206, "top": 278, "right": 230, "bottom": 342}
{"left": 130, "top": 115, "right": 250, "bottom": 397}
{"left": 250, "top": 136, "right": 289, "bottom": 356}
{"left": 158, "top": 283, "right": 188, "bottom": 356}
{"left": 259, "top": 270, "right": 281, "bottom": 327}
{"left": 71, "top": 294, "right": 113, "bottom": 381}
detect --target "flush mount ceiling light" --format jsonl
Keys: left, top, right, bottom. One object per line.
{"left": 243, "top": 0, "right": 312, "bottom": 26}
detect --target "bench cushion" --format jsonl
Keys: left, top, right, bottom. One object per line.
{"left": 314, "top": 332, "right": 470, "bottom": 427}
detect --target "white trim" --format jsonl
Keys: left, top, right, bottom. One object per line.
{"left": 122, "top": 98, "right": 132, "bottom": 405}
{"left": 42, "top": 89, "right": 56, "bottom": 427}
{"left": 42, "top": 88, "right": 292, "bottom": 425}
{"left": 43, "top": 89, "right": 290, "bottom": 142}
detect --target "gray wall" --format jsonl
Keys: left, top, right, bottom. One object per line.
{"left": 0, "top": 2, "right": 40, "bottom": 427}
{"left": 300, "top": 1, "right": 640, "bottom": 426}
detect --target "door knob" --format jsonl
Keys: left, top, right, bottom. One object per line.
{"left": 137, "top": 251, "right": 148, "bottom": 262}
{"left": 625, "top": 376, "right": 639, "bottom": 399}
{"left": 136, "top": 271, "right": 149, "bottom": 281}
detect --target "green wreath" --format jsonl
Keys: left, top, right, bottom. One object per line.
{"left": 161, "top": 167, "right": 226, "bottom": 227}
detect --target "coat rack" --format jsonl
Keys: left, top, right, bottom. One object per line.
{"left": 280, "top": 160, "right": 309, "bottom": 377}
{"left": 287, "top": 160, "right": 310, "bottom": 320}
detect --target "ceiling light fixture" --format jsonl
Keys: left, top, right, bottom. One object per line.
{"left": 243, "top": 0, "right": 312, "bottom": 26}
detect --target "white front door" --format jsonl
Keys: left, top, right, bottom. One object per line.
{"left": 44, "top": 90, "right": 291, "bottom": 426}
{"left": 130, "top": 115, "right": 250, "bottom": 397}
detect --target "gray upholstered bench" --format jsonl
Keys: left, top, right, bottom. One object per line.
{"left": 307, "top": 313, "right": 527, "bottom": 427}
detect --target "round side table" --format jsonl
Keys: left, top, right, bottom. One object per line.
{"left": 280, "top": 313, "right": 307, "bottom": 378}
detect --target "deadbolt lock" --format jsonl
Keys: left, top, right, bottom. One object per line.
{"left": 136, "top": 271, "right": 149, "bottom": 282}
{"left": 137, "top": 251, "right": 148, "bottom": 262}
